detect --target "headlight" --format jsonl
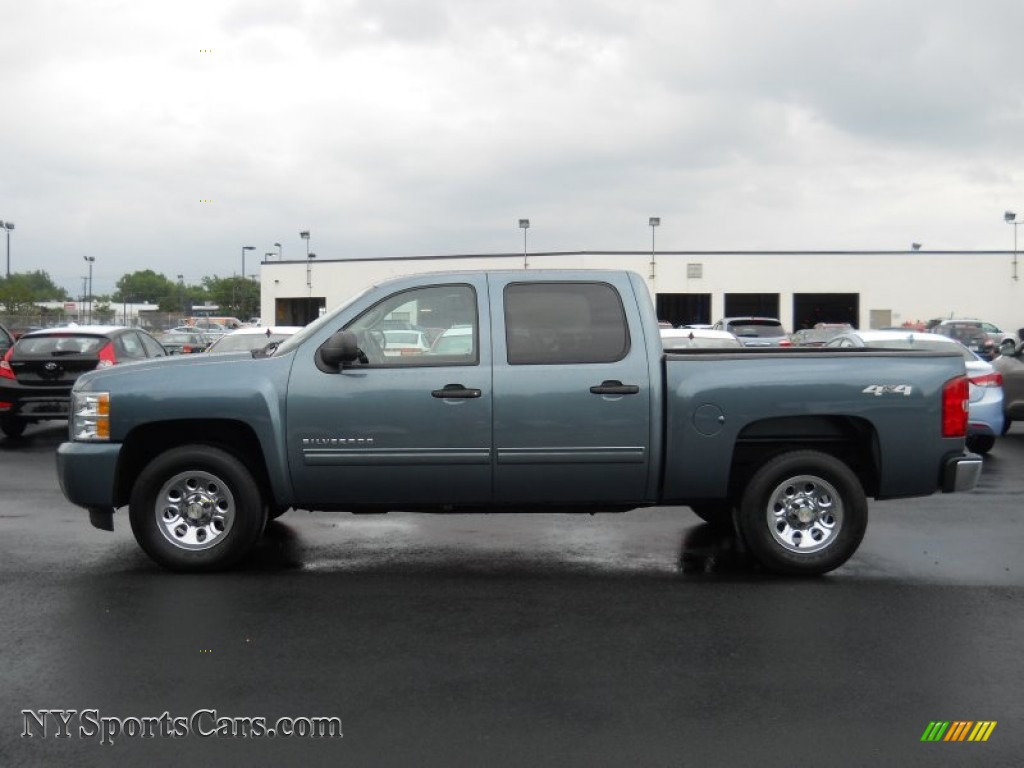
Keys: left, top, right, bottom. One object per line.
{"left": 71, "top": 391, "right": 110, "bottom": 441}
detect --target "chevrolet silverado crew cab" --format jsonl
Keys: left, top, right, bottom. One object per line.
{"left": 56, "top": 270, "right": 982, "bottom": 575}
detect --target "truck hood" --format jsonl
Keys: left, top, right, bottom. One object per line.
{"left": 73, "top": 350, "right": 285, "bottom": 392}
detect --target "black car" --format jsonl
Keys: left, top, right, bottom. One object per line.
{"left": 159, "top": 330, "right": 212, "bottom": 355}
{"left": 0, "top": 325, "right": 167, "bottom": 438}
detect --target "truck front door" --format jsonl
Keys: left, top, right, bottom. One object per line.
{"left": 489, "top": 275, "right": 653, "bottom": 505}
{"left": 285, "top": 280, "right": 493, "bottom": 508}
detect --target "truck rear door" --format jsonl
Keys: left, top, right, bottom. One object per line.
{"left": 488, "top": 274, "right": 653, "bottom": 504}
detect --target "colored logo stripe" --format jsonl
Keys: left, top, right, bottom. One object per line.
{"left": 921, "top": 721, "right": 996, "bottom": 742}
{"left": 968, "top": 722, "right": 997, "bottom": 742}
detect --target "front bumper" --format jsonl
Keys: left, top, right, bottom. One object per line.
{"left": 941, "top": 452, "right": 983, "bottom": 493}
{"left": 56, "top": 440, "right": 123, "bottom": 509}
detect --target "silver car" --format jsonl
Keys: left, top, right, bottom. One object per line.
{"left": 712, "top": 317, "right": 791, "bottom": 347}
{"left": 826, "top": 330, "right": 1004, "bottom": 454}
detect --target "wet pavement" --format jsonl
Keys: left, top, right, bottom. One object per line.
{"left": 2, "top": 422, "right": 1023, "bottom": 766}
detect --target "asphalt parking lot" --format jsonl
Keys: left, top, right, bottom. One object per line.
{"left": 2, "top": 422, "right": 1023, "bottom": 767}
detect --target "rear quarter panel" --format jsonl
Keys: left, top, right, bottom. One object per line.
{"left": 661, "top": 348, "right": 967, "bottom": 502}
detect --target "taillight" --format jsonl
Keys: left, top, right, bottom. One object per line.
{"left": 969, "top": 372, "right": 1003, "bottom": 388}
{"left": 183, "top": 344, "right": 192, "bottom": 354}
{"left": 942, "top": 375, "right": 969, "bottom": 437}
{"left": 778, "top": 338, "right": 792, "bottom": 347}
{"left": 97, "top": 341, "right": 117, "bottom": 368}
{"left": 0, "top": 347, "right": 14, "bottom": 380}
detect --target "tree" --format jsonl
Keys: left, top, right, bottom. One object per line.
{"left": 94, "top": 302, "right": 116, "bottom": 323}
{"left": 113, "top": 270, "right": 211, "bottom": 314}
{"left": 0, "top": 271, "right": 69, "bottom": 314}
{"left": 112, "top": 270, "right": 175, "bottom": 305}
{"left": 201, "top": 275, "right": 257, "bottom": 319}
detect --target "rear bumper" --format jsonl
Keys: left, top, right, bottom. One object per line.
{"left": 941, "top": 452, "right": 983, "bottom": 493}
{"left": 56, "top": 440, "right": 122, "bottom": 508}
{"left": 0, "top": 381, "right": 72, "bottom": 418}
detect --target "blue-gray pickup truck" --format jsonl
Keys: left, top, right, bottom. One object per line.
{"left": 56, "top": 269, "right": 982, "bottom": 575}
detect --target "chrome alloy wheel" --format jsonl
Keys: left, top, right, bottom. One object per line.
{"left": 155, "top": 470, "right": 236, "bottom": 551}
{"left": 765, "top": 474, "right": 843, "bottom": 554}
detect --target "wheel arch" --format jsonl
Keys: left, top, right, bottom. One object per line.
{"left": 728, "top": 415, "right": 880, "bottom": 501}
{"left": 115, "top": 420, "right": 273, "bottom": 509}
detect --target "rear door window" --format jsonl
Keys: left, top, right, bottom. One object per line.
{"left": 116, "top": 332, "right": 147, "bottom": 361}
{"left": 504, "top": 282, "right": 629, "bottom": 365}
{"left": 139, "top": 332, "right": 167, "bottom": 358}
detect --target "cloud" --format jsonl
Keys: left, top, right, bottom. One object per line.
{"left": 1, "top": 0, "right": 1022, "bottom": 293}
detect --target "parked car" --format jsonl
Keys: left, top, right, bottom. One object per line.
{"left": 205, "top": 326, "right": 303, "bottom": 355}
{"left": 430, "top": 325, "right": 474, "bottom": 357}
{"left": 159, "top": 330, "right": 211, "bottom": 355}
{"left": 826, "top": 330, "right": 1004, "bottom": 454}
{"left": 932, "top": 319, "right": 1018, "bottom": 359}
{"left": 382, "top": 329, "right": 431, "bottom": 357}
{"left": 791, "top": 323, "right": 853, "bottom": 347}
{"left": 660, "top": 328, "right": 743, "bottom": 350}
{"left": 712, "top": 317, "right": 791, "bottom": 347}
{"left": 992, "top": 341, "right": 1024, "bottom": 434}
{"left": 0, "top": 325, "right": 166, "bottom": 438}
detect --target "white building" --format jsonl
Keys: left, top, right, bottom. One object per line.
{"left": 259, "top": 249, "right": 1023, "bottom": 336}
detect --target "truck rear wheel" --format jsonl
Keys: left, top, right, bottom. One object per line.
{"left": 129, "top": 445, "right": 267, "bottom": 572}
{"left": 737, "top": 450, "right": 867, "bottom": 576}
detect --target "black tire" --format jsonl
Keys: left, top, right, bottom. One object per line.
{"left": 966, "top": 435, "right": 995, "bottom": 455}
{"left": 129, "top": 445, "right": 267, "bottom": 572}
{"left": 0, "top": 415, "right": 26, "bottom": 438}
{"left": 736, "top": 450, "right": 867, "bottom": 576}
{"left": 689, "top": 503, "right": 734, "bottom": 530}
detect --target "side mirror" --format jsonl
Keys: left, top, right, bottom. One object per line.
{"left": 317, "top": 330, "right": 360, "bottom": 371}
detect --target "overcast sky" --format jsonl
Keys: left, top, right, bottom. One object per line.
{"left": 2, "top": 0, "right": 1023, "bottom": 295}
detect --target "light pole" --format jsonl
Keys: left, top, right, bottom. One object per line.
{"left": 177, "top": 274, "right": 185, "bottom": 316}
{"left": 648, "top": 217, "right": 660, "bottom": 280}
{"left": 241, "top": 245, "right": 255, "bottom": 319}
{"left": 300, "top": 231, "right": 310, "bottom": 257}
{"left": 306, "top": 252, "right": 316, "bottom": 293}
{"left": 274, "top": 242, "right": 282, "bottom": 260}
{"left": 306, "top": 252, "right": 317, "bottom": 322}
{"left": 83, "top": 256, "right": 95, "bottom": 324}
{"left": 518, "top": 219, "right": 530, "bottom": 269}
{"left": 1005, "top": 212, "right": 1020, "bottom": 281}
{"left": 0, "top": 220, "right": 13, "bottom": 279}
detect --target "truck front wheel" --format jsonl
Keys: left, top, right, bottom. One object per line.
{"left": 737, "top": 450, "right": 867, "bottom": 576}
{"left": 129, "top": 445, "right": 267, "bottom": 572}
